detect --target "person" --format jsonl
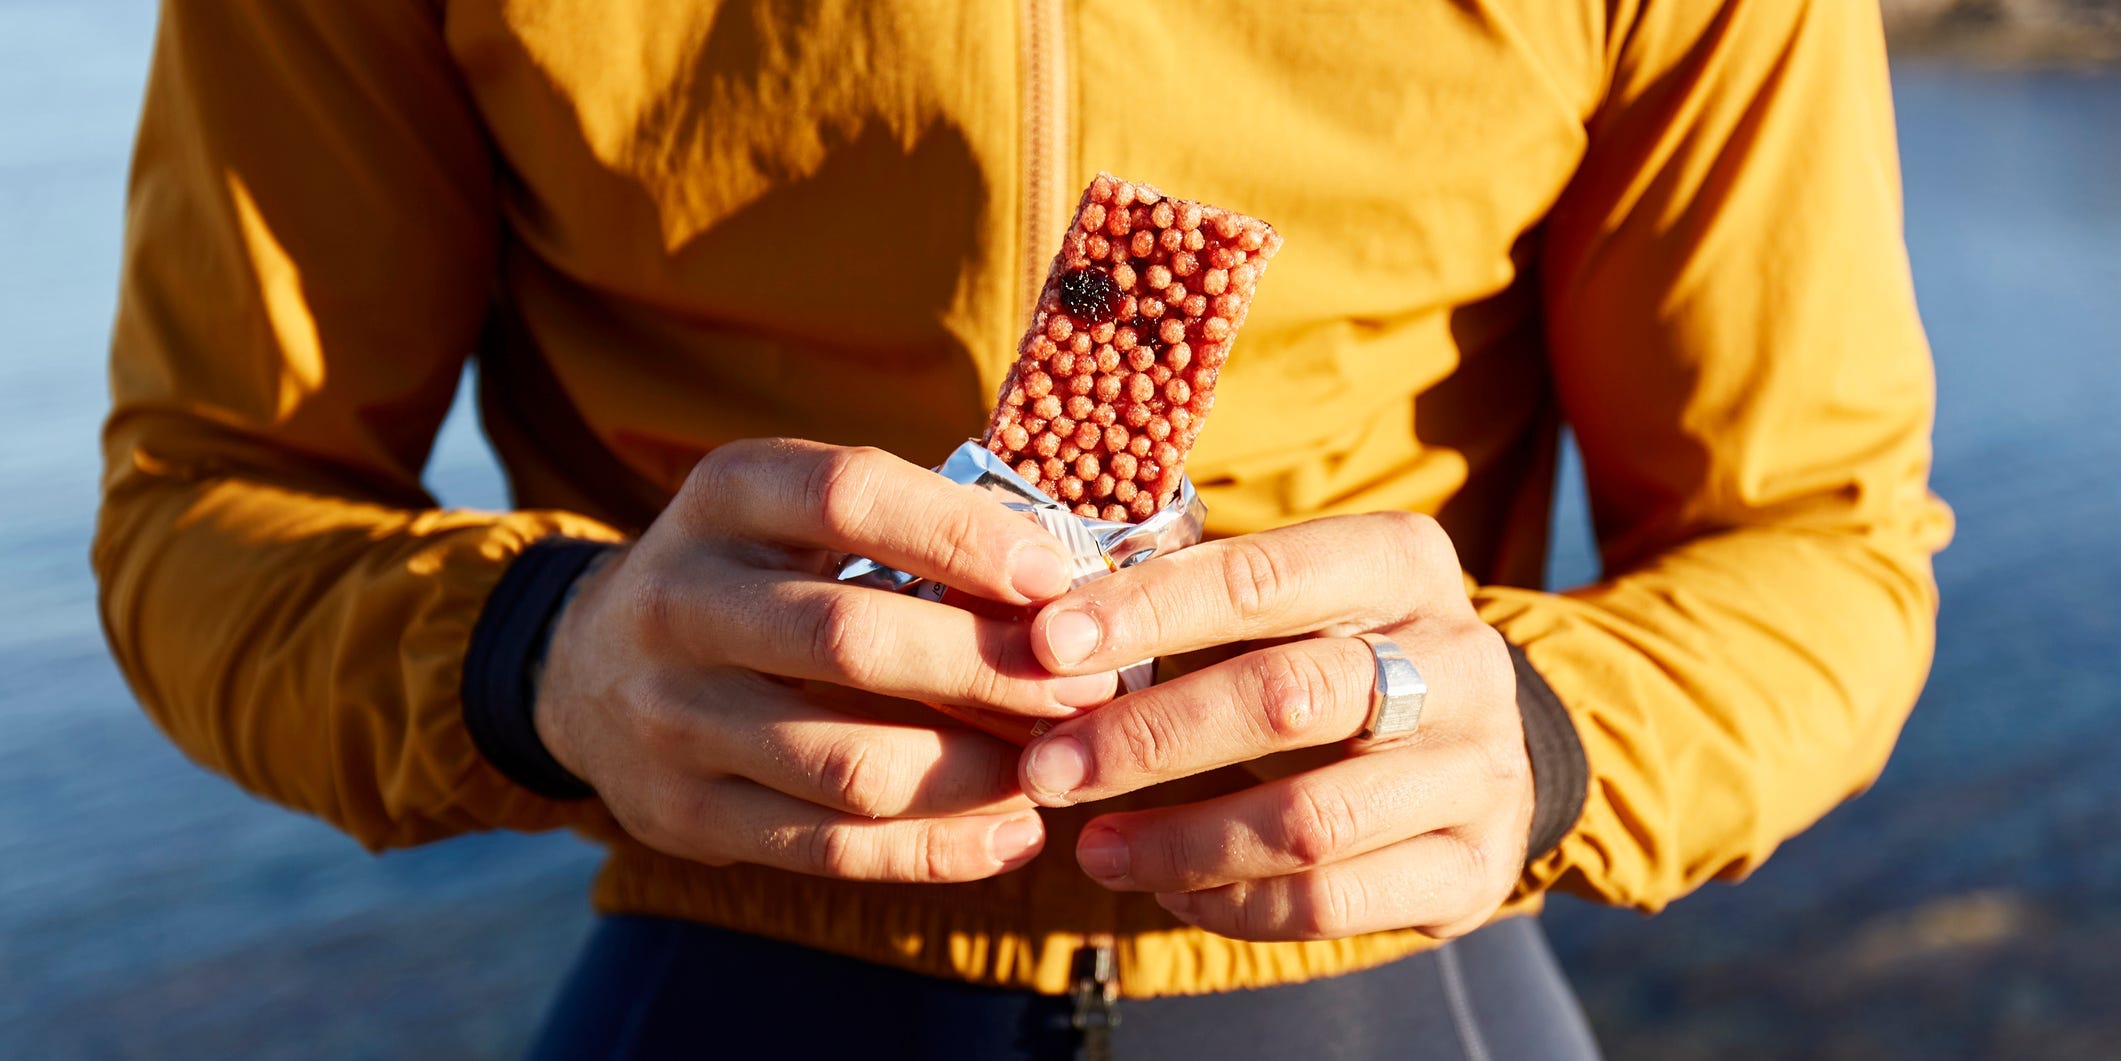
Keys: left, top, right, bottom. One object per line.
{"left": 94, "top": 1, "right": 1951, "bottom": 1057}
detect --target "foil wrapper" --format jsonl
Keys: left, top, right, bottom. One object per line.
{"left": 835, "top": 440, "right": 1206, "bottom": 700}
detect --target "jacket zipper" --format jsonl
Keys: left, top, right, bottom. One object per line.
{"left": 1019, "top": 0, "right": 1070, "bottom": 318}
{"left": 1068, "top": 932, "right": 1120, "bottom": 1059}
{"left": 1023, "top": 14, "right": 1115, "bottom": 1048}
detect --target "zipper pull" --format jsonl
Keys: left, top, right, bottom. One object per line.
{"left": 1069, "top": 933, "right": 1119, "bottom": 1060}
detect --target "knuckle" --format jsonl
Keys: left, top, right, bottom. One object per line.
{"left": 957, "top": 651, "right": 1017, "bottom": 709}
{"left": 916, "top": 820, "right": 978, "bottom": 881}
{"left": 803, "top": 591, "right": 880, "bottom": 685}
{"left": 1276, "top": 779, "right": 1361, "bottom": 869}
{"left": 1469, "top": 624, "right": 1518, "bottom": 705}
{"left": 816, "top": 736, "right": 900, "bottom": 817}
{"left": 1142, "top": 823, "right": 1202, "bottom": 889}
{"left": 1420, "top": 858, "right": 1500, "bottom": 940}
{"left": 927, "top": 497, "right": 983, "bottom": 578}
{"left": 621, "top": 571, "right": 681, "bottom": 641}
{"left": 1379, "top": 510, "right": 1449, "bottom": 583}
{"left": 1456, "top": 629, "right": 1530, "bottom": 783}
{"left": 1103, "top": 576, "right": 1169, "bottom": 654}
{"left": 678, "top": 448, "right": 729, "bottom": 505}
{"left": 803, "top": 446, "right": 884, "bottom": 539}
{"left": 1107, "top": 702, "right": 1182, "bottom": 779}
{"left": 613, "top": 778, "right": 670, "bottom": 849}
{"left": 691, "top": 443, "right": 742, "bottom": 488}
{"left": 635, "top": 776, "right": 713, "bottom": 861}
{"left": 1440, "top": 831, "right": 1494, "bottom": 894}
{"left": 1477, "top": 731, "right": 1531, "bottom": 789}
{"left": 1391, "top": 510, "right": 1446, "bottom": 552}
{"left": 683, "top": 439, "right": 771, "bottom": 512}
{"left": 623, "top": 676, "right": 694, "bottom": 749}
{"left": 1294, "top": 873, "right": 1360, "bottom": 941}
{"left": 1249, "top": 647, "right": 1335, "bottom": 743}
{"left": 1218, "top": 537, "right": 1293, "bottom": 625}
{"left": 806, "top": 820, "right": 862, "bottom": 877}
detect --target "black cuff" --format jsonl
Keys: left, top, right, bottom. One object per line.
{"left": 1508, "top": 640, "right": 1589, "bottom": 864}
{"left": 463, "top": 537, "right": 614, "bottom": 801}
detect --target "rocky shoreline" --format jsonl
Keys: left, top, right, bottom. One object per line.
{"left": 1885, "top": 0, "right": 2121, "bottom": 65}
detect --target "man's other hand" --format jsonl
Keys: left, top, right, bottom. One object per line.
{"left": 1018, "top": 513, "right": 1533, "bottom": 941}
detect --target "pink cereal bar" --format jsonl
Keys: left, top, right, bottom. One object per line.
{"left": 983, "top": 174, "right": 1281, "bottom": 521}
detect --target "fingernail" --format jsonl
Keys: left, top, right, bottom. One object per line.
{"left": 1010, "top": 544, "right": 1070, "bottom": 601}
{"left": 1045, "top": 609, "right": 1101, "bottom": 667}
{"left": 990, "top": 816, "right": 1043, "bottom": 863}
{"left": 1157, "top": 892, "right": 1196, "bottom": 921}
{"left": 1077, "top": 827, "right": 1130, "bottom": 881}
{"left": 1052, "top": 670, "right": 1117, "bottom": 709}
{"left": 1025, "top": 736, "right": 1089, "bottom": 802}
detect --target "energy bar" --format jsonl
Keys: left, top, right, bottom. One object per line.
{"left": 983, "top": 174, "right": 1280, "bottom": 519}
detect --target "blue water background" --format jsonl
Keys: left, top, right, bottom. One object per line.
{"left": 1, "top": 2, "right": 2116, "bottom": 1056}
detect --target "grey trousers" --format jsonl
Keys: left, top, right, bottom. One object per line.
{"left": 531, "top": 914, "right": 1601, "bottom": 1060}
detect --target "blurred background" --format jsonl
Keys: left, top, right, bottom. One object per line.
{"left": 2, "top": 1, "right": 2115, "bottom": 1057}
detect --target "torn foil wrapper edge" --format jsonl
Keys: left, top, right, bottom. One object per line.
{"left": 835, "top": 440, "right": 1207, "bottom": 695}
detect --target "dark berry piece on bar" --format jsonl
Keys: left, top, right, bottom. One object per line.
{"left": 1060, "top": 268, "right": 1125, "bottom": 323}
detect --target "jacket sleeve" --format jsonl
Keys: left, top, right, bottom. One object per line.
{"left": 93, "top": 1, "right": 624, "bottom": 850}
{"left": 1476, "top": 0, "right": 1954, "bottom": 911}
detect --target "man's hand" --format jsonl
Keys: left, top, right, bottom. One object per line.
{"left": 1017, "top": 513, "right": 1531, "bottom": 941}
{"left": 534, "top": 439, "right": 1119, "bottom": 884}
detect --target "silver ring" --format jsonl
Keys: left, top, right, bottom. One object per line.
{"left": 1353, "top": 633, "right": 1427, "bottom": 741}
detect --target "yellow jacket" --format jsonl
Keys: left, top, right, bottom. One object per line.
{"left": 96, "top": 0, "right": 1950, "bottom": 998}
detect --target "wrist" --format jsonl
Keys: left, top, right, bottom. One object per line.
{"left": 530, "top": 547, "right": 617, "bottom": 782}
{"left": 462, "top": 537, "right": 618, "bottom": 801}
{"left": 1506, "top": 638, "right": 1588, "bottom": 866}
